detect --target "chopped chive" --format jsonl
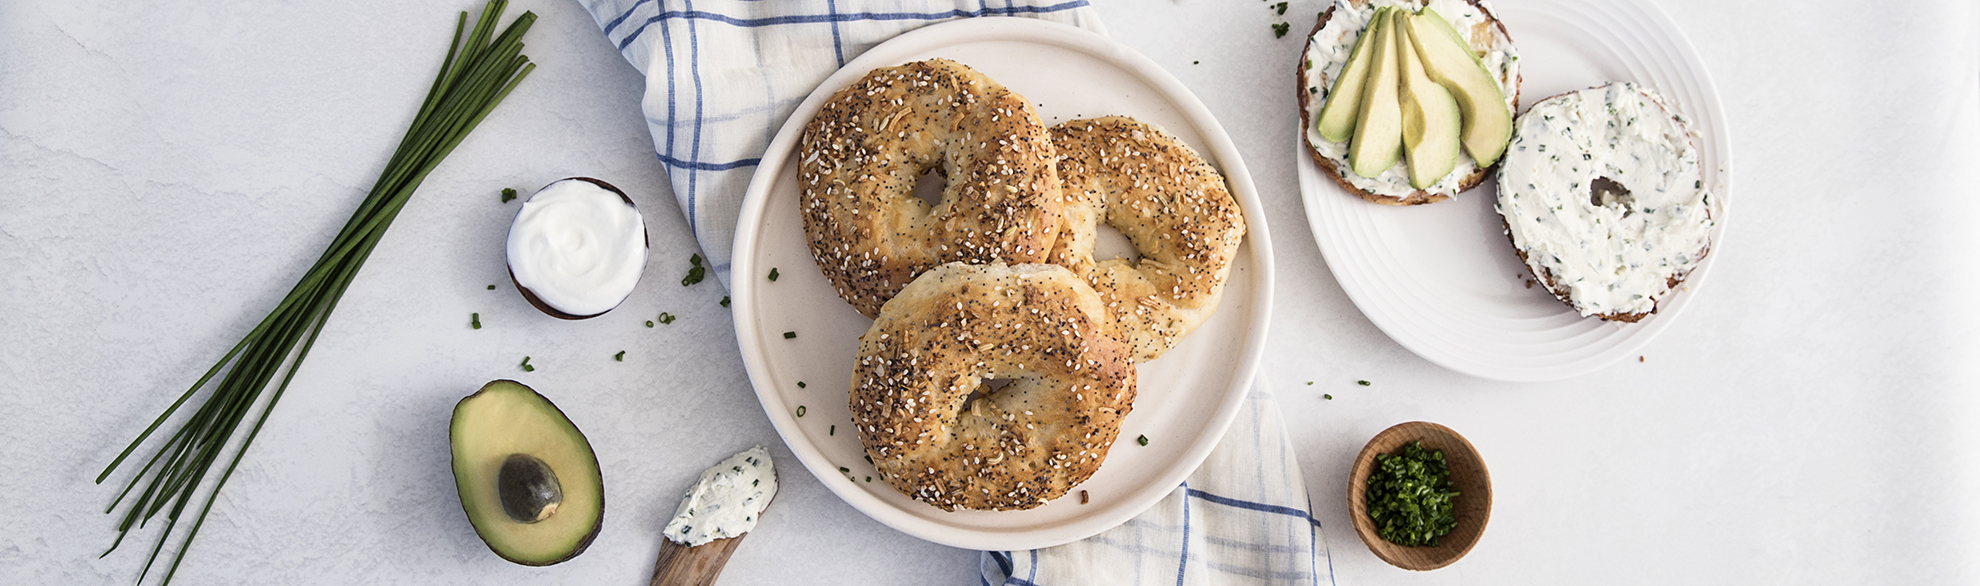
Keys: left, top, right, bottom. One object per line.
{"left": 682, "top": 254, "right": 706, "bottom": 286}
{"left": 720, "top": 296, "right": 730, "bottom": 307}
{"left": 1273, "top": 1, "right": 1287, "bottom": 15}
{"left": 1272, "top": 22, "right": 1290, "bottom": 38}
{"left": 839, "top": 467, "right": 849, "bottom": 474}
{"left": 614, "top": 351, "right": 625, "bottom": 362}
{"left": 470, "top": 313, "right": 481, "bottom": 330}
{"left": 645, "top": 320, "right": 654, "bottom": 328}
{"left": 1324, "top": 394, "right": 1333, "bottom": 400}
{"left": 829, "top": 425, "right": 835, "bottom": 436}
{"left": 486, "top": 284, "right": 495, "bottom": 290}
{"left": 797, "top": 381, "right": 807, "bottom": 389}
{"left": 768, "top": 267, "right": 780, "bottom": 281}
{"left": 521, "top": 356, "right": 535, "bottom": 372}
{"left": 783, "top": 331, "right": 796, "bottom": 339}
{"left": 1358, "top": 380, "right": 1372, "bottom": 386}
{"left": 658, "top": 312, "right": 675, "bottom": 324}
{"left": 796, "top": 405, "right": 806, "bottom": 417}
{"left": 865, "top": 476, "right": 872, "bottom": 482}
{"left": 1306, "top": 381, "right": 1313, "bottom": 385}
{"left": 500, "top": 187, "right": 517, "bottom": 203}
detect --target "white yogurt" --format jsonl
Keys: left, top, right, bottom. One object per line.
{"left": 664, "top": 446, "right": 777, "bottom": 546}
{"left": 506, "top": 178, "right": 647, "bottom": 317}
{"left": 1496, "top": 83, "right": 1715, "bottom": 317}
{"left": 1301, "top": 0, "right": 1521, "bottom": 197}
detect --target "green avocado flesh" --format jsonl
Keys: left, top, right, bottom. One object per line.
{"left": 1402, "top": 8, "right": 1512, "bottom": 168}
{"left": 451, "top": 380, "right": 603, "bottom": 566}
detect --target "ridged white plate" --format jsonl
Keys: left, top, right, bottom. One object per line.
{"left": 1297, "top": 0, "right": 1732, "bottom": 382}
{"left": 732, "top": 19, "right": 1275, "bottom": 550}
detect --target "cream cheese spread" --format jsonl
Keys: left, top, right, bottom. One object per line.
{"left": 1301, "top": 0, "right": 1520, "bottom": 197}
{"left": 506, "top": 178, "right": 648, "bottom": 317}
{"left": 1495, "top": 82, "right": 1716, "bottom": 318}
{"left": 664, "top": 446, "right": 777, "bottom": 546}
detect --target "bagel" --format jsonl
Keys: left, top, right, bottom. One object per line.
{"left": 1297, "top": 0, "right": 1521, "bottom": 205}
{"left": 851, "top": 262, "right": 1136, "bottom": 511}
{"left": 1048, "top": 117, "right": 1246, "bottom": 362}
{"left": 800, "top": 59, "right": 1066, "bottom": 318}
{"left": 1496, "top": 82, "right": 1716, "bottom": 322}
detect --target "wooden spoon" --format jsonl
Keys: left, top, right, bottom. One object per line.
{"left": 647, "top": 496, "right": 773, "bottom": 586}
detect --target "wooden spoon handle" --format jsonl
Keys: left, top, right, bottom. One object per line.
{"left": 649, "top": 534, "right": 747, "bottom": 586}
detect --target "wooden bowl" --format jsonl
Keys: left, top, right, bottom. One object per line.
{"left": 1347, "top": 421, "right": 1492, "bottom": 571}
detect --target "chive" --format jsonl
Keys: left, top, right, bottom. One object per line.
{"left": 796, "top": 406, "right": 806, "bottom": 417}
{"left": 93, "top": 4, "right": 536, "bottom": 583}
{"left": 520, "top": 357, "right": 534, "bottom": 372}
{"left": 1324, "top": 394, "right": 1333, "bottom": 400}
{"left": 768, "top": 267, "right": 780, "bottom": 281}
{"left": 500, "top": 187, "right": 516, "bottom": 203}
{"left": 645, "top": 320, "right": 654, "bottom": 328}
{"left": 865, "top": 476, "right": 872, "bottom": 482}
{"left": 829, "top": 425, "right": 835, "bottom": 436}
{"left": 658, "top": 312, "right": 674, "bottom": 324}
{"left": 1274, "top": 2, "right": 1287, "bottom": 15}
{"left": 485, "top": 284, "right": 495, "bottom": 290}
{"left": 839, "top": 467, "right": 849, "bottom": 473}
{"left": 783, "top": 331, "right": 796, "bottom": 339}
{"left": 1136, "top": 435, "right": 1149, "bottom": 446}
{"left": 1306, "top": 381, "right": 1313, "bottom": 385}
{"left": 470, "top": 313, "right": 481, "bottom": 330}
{"left": 1272, "top": 22, "right": 1290, "bottom": 38}
{"left": 614, "top": 351, "right": 625, "bottom": 362}
{"left": 797, "top": 381, "right": 806, "bottom": 389}
{"left": 1358, "top": 380, "right": 1372, "bottom": 386}
{"left": 720, "top": 296, "right": 730, "bottom": 307}
{"left": 682, "top": 254, "right": 706, "bottom": 286}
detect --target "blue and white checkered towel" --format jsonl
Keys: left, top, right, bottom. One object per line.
{"left": 578, "top": 2, "right": 1332, "bottom": 583}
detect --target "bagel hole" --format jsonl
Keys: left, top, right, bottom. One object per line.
{"left": 1094, "top": 222, "right": 1140, "bottom": 263}
{"left": 961, "top": 378, "right": 1015, "bottom": 413}
{"left": 911, "top": 167, "right": 947, "bottom": 210}
{"left": 1590, "top": 176, "right": 1634, "bottom": 215}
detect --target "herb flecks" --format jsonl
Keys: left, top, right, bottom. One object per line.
{"left": 682, "top": 254, "right": 706, "bottom": 286}
{"left": 783, "top": 331, "right": 796, "bottom": 339}
{"left": 1365, "top": 441, "right": 1459, "bottom": 547}
{"left": 501, "top": 187, "right": 517, "bottom": 203}
{"left": 768, "top": 267, "right": 780, "bottom": 281}
{"left": 520, "top": 356, "right": 535, "bottom": 372}
{"left": 470, "top": 313, "right": 482, "bottom": 330}
{"left": 1273, "top": 22, "right": 1290, "bottom": 38}
{"left": 614, "top": 351, "right": 625, "bottom": 362}
{"left": 1136, "top": 435, "right": 1149, "bottom": 446}
{"left": 658, "top": 312, "right": 675, "bottom": 324}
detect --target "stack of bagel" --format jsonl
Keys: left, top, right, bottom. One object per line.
{"left": 797, "top": 59, "right": 1245, "bottom": 511}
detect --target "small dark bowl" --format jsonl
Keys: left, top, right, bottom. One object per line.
{"left": 507, "top": 177, "right": 648, "bottom": 320}
{"left": 1347, "top": 421, "right": 1492, "bottom": 571}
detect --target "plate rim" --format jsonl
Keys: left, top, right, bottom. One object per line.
{"left": 1296, "top": 0, "right": 1733, "bottom": 382}
{"left": 730, "top": 17, "right": 1277, "bottom": 550}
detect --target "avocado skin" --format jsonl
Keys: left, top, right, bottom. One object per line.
{"left": 450, "top": 379, "right": 604, "bottom": 566}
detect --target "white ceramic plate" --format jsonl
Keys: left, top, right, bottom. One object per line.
{"left": 1297, "top": 0, "right": 1732, "bottom": 382}
{"left": 731, "top": 19, "right": 1275, "bottom": 550}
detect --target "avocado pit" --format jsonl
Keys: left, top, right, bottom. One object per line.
{"left": 498, "top": 453, "right": 564, "bottom": 523}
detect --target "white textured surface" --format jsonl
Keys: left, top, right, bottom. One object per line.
{"left": 2, "top": 0, "right": 1977, "bottom": 585}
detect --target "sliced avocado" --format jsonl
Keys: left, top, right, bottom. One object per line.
{"left": 1402, "top": 8, "right": 1513, "bottom": 167}
{"left": 1396, "top": 13, "right": 1463, "bottom": 189}
{"left": 1348, "top": 7, "right": 1404, "bottom": 179}
{"left": 451, "top": 380, "right": 603, "bottom": 566}
{"left": 1316, "top": 6, "right": 1389, "bottom": 143}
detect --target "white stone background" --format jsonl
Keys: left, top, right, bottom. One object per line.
{"left": 3, "top": 0, "right": 1977, "bottom": 584}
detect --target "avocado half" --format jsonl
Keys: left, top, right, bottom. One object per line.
{"left": 450, "top": 380, "right": 604, "bottom": 566}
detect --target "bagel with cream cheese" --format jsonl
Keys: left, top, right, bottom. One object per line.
{"left": 851, "top": 262, "right": 1135, "bottom": 511}
{"left": 800, "top": 59, "right": 1066, "bottom": 318}
{"left": 1297, "top": 0, "right": 1521, "bottom": 205}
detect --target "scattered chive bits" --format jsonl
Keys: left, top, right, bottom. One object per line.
{"left": 1324, "top": 394, "right": 1333, "bottom": 400}
{"left": 1306, "top": 381, "right": 1314, "bottom": 385}
{"left": 520, "top": 356, "right": 535, "bottom": 372}
{"left": 829, "top": 425, "right": 835, "bottom": 436}
{"left": 682, "top": 253, "right": 706, "bottom": 286}
{"left": 500, "top": 187, "right": 517, "bottom": 203}
{"left": 797, "top": 381, "right": 807, "bottom": 388}
{"left": 470, "top": 313, "right": 481, "bottom": 330}
{"left": 614, "top": 351, "right": 625, "bottom": 362}
{"left": 658, "top": 312, "right": 675, "bottom": 324}
{"left": 486, "top": 284, "right": 496, "bottom": 290}
{"left": 1358, "top": 380, "right": 1372, "bottom": 386}
{"left": 720, "top": 296, "right": 730, "bottom": 307}
{"left": 783, "top": 331, "right": 796, "bottom": 339}
{"left": 1136, "top": 435, "right": 1149, "bottom": 446}
{"left": 865, "top": 476, "right": 872, "bottom": 483}
{"left": 839, "top": 467, "right": 850, "bottom": 473}
{"left": 645, "top": 320, "right": 654, "bottom": 328}
{"left": 1273, "top": 1, "right": 1287, "bottom": 15}
{"left": 796, "top": 405, "right": 806, "bottom": 417}
{"left": 768, "top": 267, "right": 780, "bottom": 281}
{"left": 1272, "top": 22, "right": 1290, "bottom": 38}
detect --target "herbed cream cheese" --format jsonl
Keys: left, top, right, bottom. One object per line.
{"left": 664, "top": 446, "right": 777, "bottom": 546}
{"left": 1301, "top": 0, "right": 1520, "bottom": 197}
{"left": 1495, "top": 82, "right": 1715, "bottom": 318}
{"left": 506, "top": 178, "right": 648, "bottom": 317}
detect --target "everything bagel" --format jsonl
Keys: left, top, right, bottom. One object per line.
{"left": 1049, "top": 117, "right": 1246, "bottom": 362}
{"left": 851, "top": 262, "right": 1136, "bottom": 511}
{"left": 800, "top": 59, "right": 1066, "bottom": 318}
